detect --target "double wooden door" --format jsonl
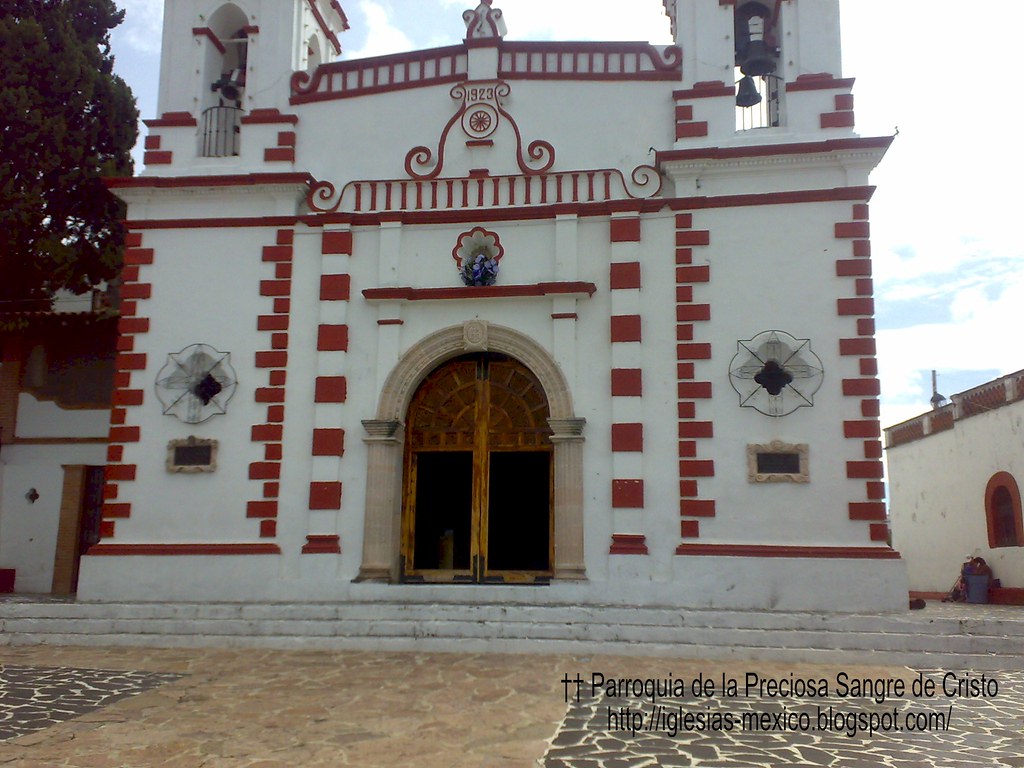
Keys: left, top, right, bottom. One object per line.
{"left": 402, "top": 353, "right": 552, "bottom": 582}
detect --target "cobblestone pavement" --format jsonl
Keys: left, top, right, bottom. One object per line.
{"left": 0, "top": 665, "right": 183, "bottom": 741}
{"left": 545, "top": 669, "right": 1024, "bottom": 767}
{"left": 0, "top": 644, "right": 1021, "bottom": 767}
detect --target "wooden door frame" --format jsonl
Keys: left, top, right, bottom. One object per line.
{"left": 358, "top": 322, "right": 587, "bottom": 583}
{"left": 400, "top": 353, "right": 554, "bottom": 583}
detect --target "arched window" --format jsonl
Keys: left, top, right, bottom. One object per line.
{"left": 985, "top": 472, "right": 1023, "bottom": 548}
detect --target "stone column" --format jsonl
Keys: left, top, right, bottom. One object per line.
{"left": 356, "top": 419, "right": 404, "bottom": 582}
{"left": 549, "top": 417, "right": 587, "bottom": 580}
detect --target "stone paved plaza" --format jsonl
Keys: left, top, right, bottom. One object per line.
{"left": 0, "top": 638, "right": 1022, "bottom": 767}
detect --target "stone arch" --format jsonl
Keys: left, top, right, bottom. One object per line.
{"left": 985, "top": 471, "right": 1023, "bottom": 548}
{"left": 358, "top": 322, "right": 585, "bottom": 583}
{"left": 375, "top": 321, "right": 574, "bottom": 422}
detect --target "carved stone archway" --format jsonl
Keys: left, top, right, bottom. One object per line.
{"left": 358, "top": 321, "right": 585, "bottom": 582}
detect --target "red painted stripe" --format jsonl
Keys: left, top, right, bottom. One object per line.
{"left": 87, "top": 543, "right": 281, "bottom": 556}
{"left": 675, "top": 543, "right": 900, "bottom": 559}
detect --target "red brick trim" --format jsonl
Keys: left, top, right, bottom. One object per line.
{"left": 848, "top": 502, "right": 887, "bottom": 520}
{"left": 247, "top": 229, "right": 294, "bottom": 540}
{"left": 678, "top": 421, "right": 713, "bottom": 438}
{"left": 842, "top": 378, "right": 880, "bottom": 397}
{"left": 302, "top": 534, "right": 342, "bottom": 554}
{"left": 680, "top": 499, "right": 716, "bottom": 517}
{"left": 249, "top": 462, "right": 281, "bottom": 480}
{"left": 675, "top": 543, "right": 900, "bottom": 559}
{"left": 362, "top": 282, "right": 597, "bottom": 301}
{"left": 315, "top": 376, "right": 348, "bottom": 402}
{"left": 255, "top": 352, "right": 288, "bottom": 370}
{"left": 609, "top": 262, "right": 642, "bottom": 289}
{"left": 322, "top": 230, "right": 353, "bottom": 254}
{"left": 675, "top": 213, "right": 716, "bottom": 539}
{"left": 143, "top": 151, "right": 173, "bottom": 165}
{"left": 610, "top": 369, "right": 642, "bottom": 397}
{"left": 610, "top": 315, "right": 642, "bottom": 342}
{"left": 610, "top": 423, "right": 643, "bottom": 452}
{"left": 247, "top": 501, "right": 278, "bottom": 518}
{"left": 312, "top": 428, "right": 345, "bottom": 456}
{"left": 677, "top": 381, "right": 712, "bottom": 399}
{"left": 612, "top": 479, "right": 644, "bottom": 507}
{"left": 253, "top": 423, "right": 286, "bottom": 442}
{"left": 837, "top": 298, "right": 874, "bottom": 316}
{"left": 676, "top": 121, "right": 710, "bottom": 139}
{"left": 121, "top": 283, "right": 152, "bottom": 300}
{"left": 843, "top": 420, "right": 881, "bottom": 438}
{"left": 821, "top": 111, "right": 855, "bottom": 129}
{"left": 265, "top": 146, "right": 296, "bottom": 163}
{"left": 192, "top": 26, "right": 225, "bottom": 54}
{"left": 240, "top": 109, "right": 299, "bottom": 126}
{"left": 679, "top": 460, "right": 716, "bottom": 477}
{"left": 309, "top": 481, "right": 343, "bottom": 510}
{"left": 257, "top": 314, "right": 289, "bottom": 331}
{"left": 317, "top": 324, "right": 349, "bottom": 351}
{"left": 609, "top": 534, "right": 649, "bottom": 555}
{"left": 869, "top": 523, "right": 890, "bottom": 542}
{"left": 839, "top": 338, "right": 875, "bottom": 356}
{"left": 610, "top": 217, "right": 641, "bottom": 242}
{"left": 87, "top": 543, "right": 281, "bottom": 556}
{"left": 847, "top": 461, "right": 884, "bottom": 479}
{"left": 102, "top": 503, "right": 131, "bottom": 518}
{"left": 142, "top": 111, "right": 197, "bottom": 128}
{"left": 672, "top": 81, "right": 733, "bottom": 99}
{"left": 320, "top": 274, "right": 351, "bottom": 301}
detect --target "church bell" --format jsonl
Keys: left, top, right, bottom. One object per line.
{"left": 735, "top": 2, "right": 779, "bottom": 78}
{"left": 736, "top": 76, "right": 762, "bottom": 107}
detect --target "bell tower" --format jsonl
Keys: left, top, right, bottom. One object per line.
{"left": 663, "top": 0, "right": 847, "bottom": 139}
{"left": 151, "top": 1, "right": 348, "bottom": 159}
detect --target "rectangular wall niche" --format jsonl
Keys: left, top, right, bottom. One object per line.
{"left": 747, "top": 441, "right": 809, "bottom": 483}
{"left": 167, "top": 436, "right": 218, "bottom": 473}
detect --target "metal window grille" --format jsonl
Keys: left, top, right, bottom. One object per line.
{"left": 200, "top": 106, "right": 242, "bottom": 157}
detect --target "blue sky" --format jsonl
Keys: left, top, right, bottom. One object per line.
{"left": 109, "top": 0, "right": 1024, "bottom": 431}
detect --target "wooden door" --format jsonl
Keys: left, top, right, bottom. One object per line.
{"left": 402, "top": 353, "right": 552, "bottom": 582}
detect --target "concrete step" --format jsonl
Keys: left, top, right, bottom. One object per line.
{"left": 1, "top": 599, "right": 1021, "bottom": 670}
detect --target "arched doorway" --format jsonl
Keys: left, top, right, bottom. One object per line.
{"left": 402, "top": 353, "right": 552, "bottom": 582}
{"left": 358, "top": 322, "right": 585, "bottom": 584}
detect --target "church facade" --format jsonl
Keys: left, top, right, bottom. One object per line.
{"left": 79, "top": 0, "right": 908, "bottom": 610}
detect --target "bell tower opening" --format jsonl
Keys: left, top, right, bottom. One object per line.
{"left": 200, "top": 3, "right": 249, "bottom": 157}
{"left": 734, "top": 0, "right": 782, "bottom": 130}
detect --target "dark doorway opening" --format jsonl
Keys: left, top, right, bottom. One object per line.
{"left": 412, "top": 452, "right": 473, "bottom": 571}
{"left": 488, "top": 452, "right": 551, "bottom": 572}
{"left": 402, "top": 353, "right": 553, "bottom": 583}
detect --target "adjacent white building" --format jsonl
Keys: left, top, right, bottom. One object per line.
{"left": 0, "top": 306, "right": 114, "bottom": 595}
{"left": 61, "top": 0, "right": 907, "bottom": 610}
{"left": 886, "top": 370, "right": 1024, "bottom": 599}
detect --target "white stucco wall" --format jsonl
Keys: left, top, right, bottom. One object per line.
{"left": 78, "top": 0, "right": 908, "bottom": 609}
{"left": 888, "top": 399, "right": 1024, "bottom": 591}
{"left": 0, "top": 443, "right": 107, "bottom": 593}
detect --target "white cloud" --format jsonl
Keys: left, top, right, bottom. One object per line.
{"left": 116, "top": 0, "right": 164, "bottom": 55}
{"left": 345, "top": 1, "right": 417, "bottom": 59}
{"left": 878, "top": 269, "right": 1024, "bottom": 427}
{"left": 440, "top": 0, "right": 672, "bottom": 43}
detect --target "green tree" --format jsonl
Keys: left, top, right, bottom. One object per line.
{"left": 0, "top": 0, "right": 138, "bottom": 309}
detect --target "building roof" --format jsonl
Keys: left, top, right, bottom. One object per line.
{"left": 885, "top": 369, "right": 1024, "bottom": 449}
